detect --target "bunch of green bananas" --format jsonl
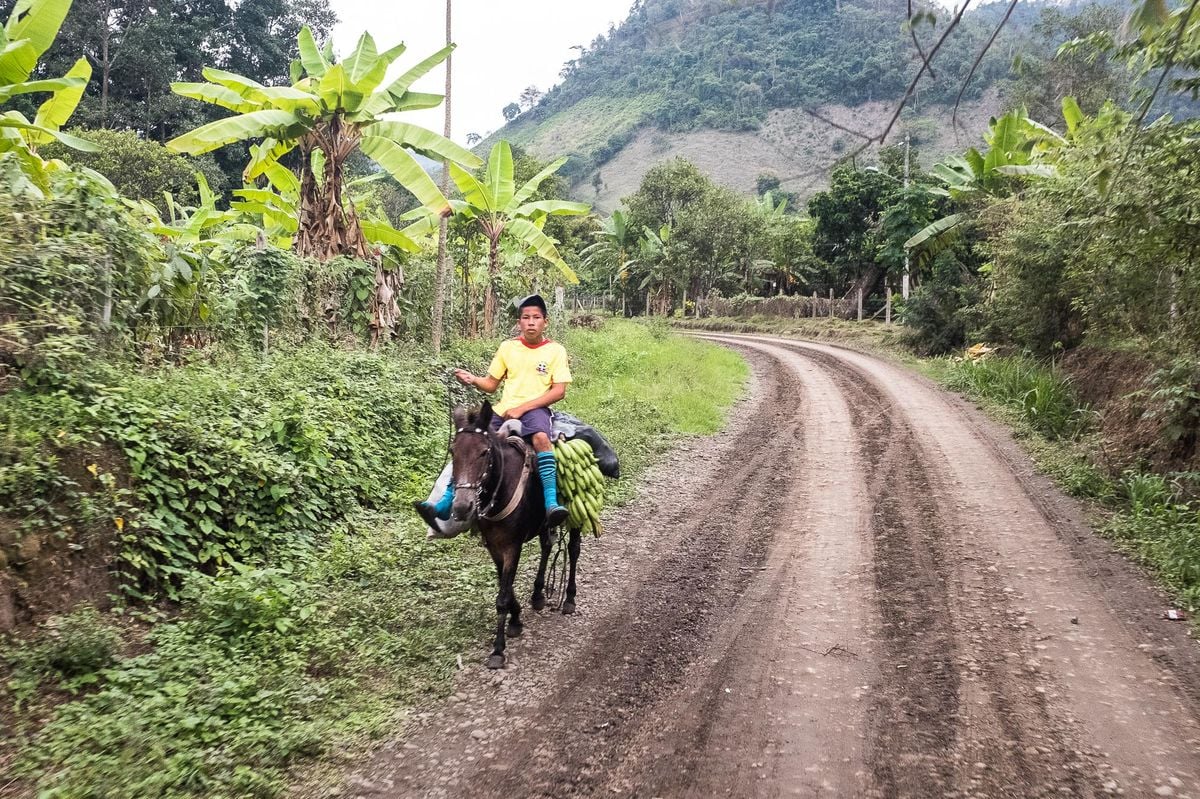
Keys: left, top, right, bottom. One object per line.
{"left": 554, "top": 437, "right": 606, "bottom": 537}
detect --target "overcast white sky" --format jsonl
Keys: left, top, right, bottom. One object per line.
{"left": 330, "top": 1, "right": 636, "bottom": 145}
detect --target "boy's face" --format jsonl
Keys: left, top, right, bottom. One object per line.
{"left": 519, "top": 308, "right": 547, "bottom": 341}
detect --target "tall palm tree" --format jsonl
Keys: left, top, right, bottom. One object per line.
{"left": 432, "top": 0, "right": 453, "bottom": 354}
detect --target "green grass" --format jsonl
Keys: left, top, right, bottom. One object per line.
{"left": 1, "top": 320, "right": 748, "bottom": 798}
{"left": 940, "top": 355, "right": 1092, "bottom": 441}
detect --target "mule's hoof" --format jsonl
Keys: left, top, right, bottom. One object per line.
{"left": 506, "top": 622, "right": 524, "bottom": 637}
{"left": 562, "top": 601, "right": 576, "bottom": 615}
{"left": 531, "top": 594, "right": 546, "bottom": 612}
{"left": 486, "top": 654, "right": 506, "bottom": 669}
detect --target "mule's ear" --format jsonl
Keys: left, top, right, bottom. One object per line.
{"left": 478, "top": 401, "right": 494, "bottom": 430}
{"left": 452, "top": 405, "right": 468, "bottom": 431}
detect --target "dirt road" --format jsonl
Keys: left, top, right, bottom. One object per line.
{"left": 338, "top": 334, "right": 1200, "bottom": 799}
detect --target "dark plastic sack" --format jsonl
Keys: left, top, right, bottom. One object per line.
{"left": 552, "top": 411, "right": 620, "bottom": 479}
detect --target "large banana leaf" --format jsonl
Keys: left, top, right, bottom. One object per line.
{"left": 261, "top": 159, "right": 299, "bottom": 195}
{"left": 173, "top": 81, "right": 262, "bottom": 114}
{"left": 359, "top": 135, "right": 448, "bottom": 211}
{"left": 362, "top": 44, "right": 453, "bottom": 116}
{"left": 508, "top": 218, "right": 579, "bottom": 284}
{"left": 398, "top": 199, "right": 471, "bottom": 235}
{"left": 342, "top": 31, "right": 379, "bottom": 89}
{"left": 361, "top": 219, "right": 420, "bottom": 252}
{"left": 0, "top": 110, "right": 97, "bottom": 150}
{"left": 1061, "top": 96, "right": 1084, "bottom": 136}
{"left": 485, "top": 140, "right": 515, "bottom": 211}
{"left": 244, "top": 137, "right": 296, "bottom": 180}
{"left": 449, "top": 161, "right": 493, "bottom": 211}
{"left": 201, "top": 68, "right": 270, "bottom": 105}
{"left": 0, "top": 0, "right": 71, "bottom": 83}
{"left": 363, "top": 120, "right": 481, "bottom": 168}
{"left": 904, "top": 212, "right": 964, "bottom": 253}
{"left": 32, "top": 57, "right": 90, "bottom": 138}
{"left": 517, "top": 199, "right": 590, "bottom": 217}
{"left": 297, "top": 26, "right": 327, "bottom": 78}
{"left": 510, "top": 156, "right": 569, "bottom": 208}
{"left": 316, "top": 63, "right": 365, "bottom": 113}
{"left": 357, "top": 41, "right": 408, "bottom": 95}
{"left": 0, "top": 74, "right": 82, "bottom": 103}
{"left": 231, "top": 187, "right": 294, "bottom": 207}
{"left": 257, "top": 86, "right": 321, "bottom": 114}
{"left": 167, "top": 109, "right": 305, "bottom": 156}
{"left": 388, "top": 91, "right": 445, "bottom": 113}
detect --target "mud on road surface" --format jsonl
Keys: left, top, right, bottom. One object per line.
{"left": 331, "top": 335, "right": 1200, "bottom": 799}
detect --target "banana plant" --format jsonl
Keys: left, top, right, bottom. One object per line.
{"left": 581, "top": 209, "right": 637, "bottom": 315}
{"left": 627, "top": 224, "right": 675, "bottom": 316}
{"left": 906, "top": 105, "right": 1065, "bottom": 266}
{"left": 403, "top": 140, "right": 589, "bottom": 335}
{"left": 167, "top": 27, "right": 481, "bottom": 262}
{"left": 1, "top": 0, "right": 99, "bottom": 194}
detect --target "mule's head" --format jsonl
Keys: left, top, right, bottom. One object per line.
{"left": 449, "top": 402, "right": 497, "bottom": 521}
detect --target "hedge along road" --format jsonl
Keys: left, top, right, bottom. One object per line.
{"left": 332, "top": 333, "right": 1200, "bottom": 799}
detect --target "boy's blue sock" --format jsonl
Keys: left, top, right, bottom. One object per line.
{"left": 433, "top": 483, "right": 455, "bottom": 519}
{"left": 537, "top": 451, "right": 562, "bottom": 509}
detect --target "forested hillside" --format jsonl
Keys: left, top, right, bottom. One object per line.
{"left": 491, "top": 0, "right": 1169, "bottom": 208}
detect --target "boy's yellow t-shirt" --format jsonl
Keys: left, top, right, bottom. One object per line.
{"left": 487, "top": 337, "right": 572, "bottom": 415}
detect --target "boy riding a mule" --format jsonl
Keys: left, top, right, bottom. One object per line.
{"left": 415, "top": 293, "right": 572, "bottom": 531}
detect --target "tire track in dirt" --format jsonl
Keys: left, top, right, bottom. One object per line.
{"left": 328, "top": 333, "right": 1200, "bottom": 799}
{"left": 784, "top": 344, "right": 1091, "bottom": 798}
{"left": 726, "top": 334, "right": 1200, "bottom": 797}
{"left": 602, "top": 339, "right": 877, "bottom": 798}
{"left": 343, "top": 345, "right": 828, "bottom": 798}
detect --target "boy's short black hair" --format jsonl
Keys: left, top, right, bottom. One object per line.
{"left": 517, "top": 294, "right": 548, "bottom": 315}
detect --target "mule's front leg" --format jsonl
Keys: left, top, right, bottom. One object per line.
{"left": 488, "top": 551, "right": 520, "bottom": 669}
{"left": 563, "top": 526, "right": 581, "bottom": 615}
{"left": 531, "top": 528, "right": 552, "bottom": 611}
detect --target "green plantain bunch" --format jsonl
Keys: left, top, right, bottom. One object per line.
{"left": 553, "top": 437, "right": 607, "bottom": 537}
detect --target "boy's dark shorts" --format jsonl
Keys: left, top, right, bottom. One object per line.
{"left": 489, "top": 407, "right": 554, "bottom": 440}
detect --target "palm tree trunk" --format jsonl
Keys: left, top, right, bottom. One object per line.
{"left": 431, "top": 0, "right": 453, "bottom": 351}
{"left": 483, "top": 234, "right": 500, "bottom": 336}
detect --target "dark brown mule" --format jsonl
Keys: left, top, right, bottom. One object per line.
{"left": 449, "top": 402, "right": 582, "bottom": 669}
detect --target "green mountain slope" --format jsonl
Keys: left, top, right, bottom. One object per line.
{"left": 492, "top": 0, "right": 1056, "bottom": 209}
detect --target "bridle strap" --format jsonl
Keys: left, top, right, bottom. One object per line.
{"left": 481, "top": 439, "right": 534, "bottom": 523}
{"left": 452, "top": 428, "right": 494, "bottom": 494}
{"left": 452, "top": 426, "right": 534, "bottom": 523}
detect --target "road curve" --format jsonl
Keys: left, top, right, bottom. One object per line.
{"left": 335, "top": 334, "right": 1200, "bottom": 799}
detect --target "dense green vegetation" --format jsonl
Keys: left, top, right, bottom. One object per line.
{"left": 0, "top": 2, "right": 753, "bottom": 793}
{"left": 505, "top": 0, "right": 1050, "bottom": 179}
{"left": 931, "top": 353, "right": 1200, "bottom": 618}
{"left": 1, "top": 320, "right": 745, "bottom": 797}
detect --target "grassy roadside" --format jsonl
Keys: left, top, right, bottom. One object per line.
{"left": 680, "top": 316, "right": 1200, "bottom": 627}
{"left": 0, "top": 320, "right": 748, "bottom": 799}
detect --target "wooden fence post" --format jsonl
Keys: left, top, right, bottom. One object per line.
{"left": 857, "top": 287, "right": 863, "bottom": 321}
{"left": 885, "top": 282, "right": 892, "bottom": 324}
{"left": 829, "top": 288, "right": 834, "bottom": 318}
{"left": 811, "top": 291, "right": 817, "bottom": 317}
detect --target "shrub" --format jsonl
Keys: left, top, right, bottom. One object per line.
{"left": 7, "top": 606, "right": 121, "bottom": 682}
{"left": 1106, "top": 471, "right": 1200, "bottom": 611}
{"left": 944, "top": 355, "right": 1091, "bottom": 440}
{"left": 40, "top": 129, "right": 227, "bottom": 214}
